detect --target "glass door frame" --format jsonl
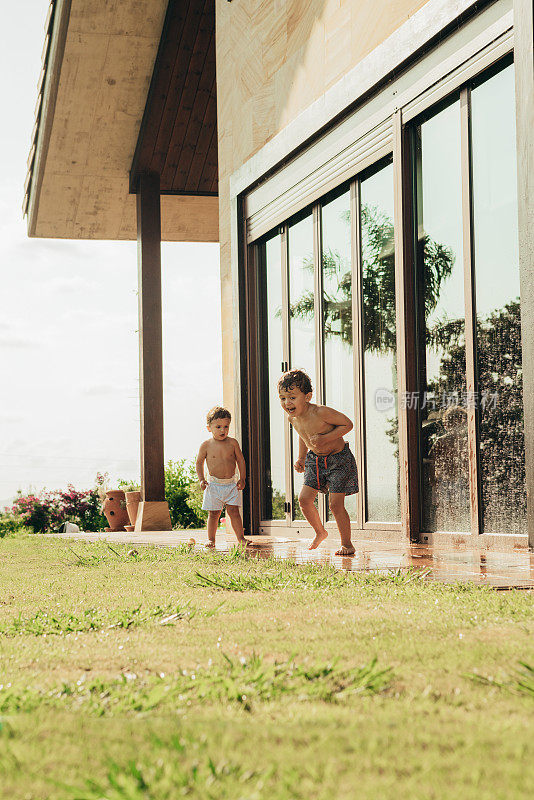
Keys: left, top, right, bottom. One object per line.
{"left": 253, "top": 164, "right": 404, "bottom": 535}
{"left": 397, "top": 91, "right": 484, "bottom": 543}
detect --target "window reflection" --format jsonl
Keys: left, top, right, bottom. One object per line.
{"left": 415, "top": 101, "right": 470, "bottom": 532}
{"left": 288, "top": 213, "right": 316, "bottom": 519}
{"left": 360, "top": 163, "right": 400, "bottom": 522}
{"left": 471, "top": 63, "right": 526, "bottom": 534}
{"left": 321, "top": 188, "right": 358, "bottom": 520}
{"left": 262, "top": 233, "right": 285, "bottom": 519}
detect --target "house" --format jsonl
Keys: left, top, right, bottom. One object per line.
{"left": 25, "top": 0, "right": 534, "bottom": 548}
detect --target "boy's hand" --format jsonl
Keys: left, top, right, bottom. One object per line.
{"left": 236, "top": 478, "right": 245, "bottom": 491}
{"left": 294, "top": 457, "right": 305, "bottom": 473}
{"left": 199, "top": 479, "right": 208, "bottom": 490}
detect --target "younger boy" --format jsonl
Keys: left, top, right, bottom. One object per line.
{"left": 278, "top": 369, "right": 358, "bottom": 556}
{"left": 196, "top": 406, "right": 247, "bottom": 548}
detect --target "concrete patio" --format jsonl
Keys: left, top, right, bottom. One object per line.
{"left": 48, "top": 529, "right": 534, "bottom": 590}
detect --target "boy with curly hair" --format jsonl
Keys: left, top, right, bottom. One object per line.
{"left": 278, "top": 369, "right": 358, "bottom": 555}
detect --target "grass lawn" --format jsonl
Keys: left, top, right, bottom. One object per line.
{"left": 0, "top": 535, "right": 533, "bottom": 799}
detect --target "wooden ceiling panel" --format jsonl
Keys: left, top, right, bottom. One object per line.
{"left": 186, "top": 76, "right": 217, "bottom": 190}
{"left": 131, "top": 0, "right": 218, "bottom": 196}
{"left": 197, "top": 121, "right": 218, "bottom": 193}
{"left": 170, "top": 31, "right": 216, "bottom": 188}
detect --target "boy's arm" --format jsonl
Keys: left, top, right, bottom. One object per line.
{"left": 234, "top": 440, "right": 246, "bottom": 490}
{"left": 196, "top": 443, "right": 208, "bottom": 489}
{"left": 294, "top": 436, "right": 308, "bottom": 473}
{"left": 310, "top": 406, "right": 353, "bottom": 449}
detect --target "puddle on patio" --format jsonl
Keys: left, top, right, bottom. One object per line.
{"left": 49, "top": 530, "right": 534, "bottom": 589}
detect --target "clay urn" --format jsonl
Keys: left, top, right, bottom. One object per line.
{"left": 125, "top": 490, "right": 142, "bottom": 528}
{"left": 102, "top": 490, "right": 129, "bottom": 532}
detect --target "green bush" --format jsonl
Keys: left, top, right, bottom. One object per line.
{"left": 0, "top": 510, "right": 31, "bottom": 537}
{"left": 164, "top": 459, "right": 207, "bottom": 530}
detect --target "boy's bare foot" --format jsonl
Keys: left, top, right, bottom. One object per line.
{"left": 335, "top": 545, "right": 355, "bottom": 556}
{"left": 205, "top": 541, "right": 216, "bottom": 549}
{"left": 308, "top": 530, "right": 328, "bottom": 550}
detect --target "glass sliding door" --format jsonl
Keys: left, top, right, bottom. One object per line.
{"left": 287, "top": 212, "right": 316, "bottom": 519}
{"left": 360, "top": 162, "right": 400, "bottom": 523}
{"left": 470, "top": 63, "right": 526, "bottom": 534}
{"left": 321, "top": 187, "right": 358, "bottom": 520}
{"left": 253, "top": 57, "right": 525, "bottom": 542}
{"left": 260, "top": 232, "right": 286, "bottom": 520}
{"left": 414, "top": 101, "right": 470, "bottom": 533}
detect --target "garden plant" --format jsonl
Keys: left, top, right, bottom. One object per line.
{"left": 1, "top": 460, "right": 206, "bottom": 536}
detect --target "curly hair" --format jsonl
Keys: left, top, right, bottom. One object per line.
{"left": 206, "top": 406, "right": 232, "bottom": 425}
{"left": 277, "top": 369, "right": 313, "bottom": 395}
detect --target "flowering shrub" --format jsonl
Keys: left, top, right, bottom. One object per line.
{"left": 8, "top": 475, "right": 107, "bottom": 534}
{"left": 3, "top": 465, "right": 206, "bottom": 535}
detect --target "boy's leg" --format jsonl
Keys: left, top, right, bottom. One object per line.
{"left": 299, "top": 485, "right": 328, "bottom": 550}
{"left": 225, "top": 505, "right": 247, "bottom": 545}
{"left": 206, "top": 509, "right": 222, "bottom": 547}
{"left": 329, "top": 493, "right": 355, "bottom": 556}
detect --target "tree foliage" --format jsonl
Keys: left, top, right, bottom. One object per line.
{"left": 290, "top": 204, "right": 455, "bottom": 354}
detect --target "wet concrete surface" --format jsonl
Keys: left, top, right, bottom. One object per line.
{"left": 47, "top": 529, "right": 534, "bottom": 589}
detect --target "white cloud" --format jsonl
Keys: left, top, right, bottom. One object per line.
{"left": 0, "top": 413, "right": 24, "bottom": 423}
{"left": 0, "top": 334, "right": 38, "bottom": 349}
{"left": 81, "top": 383, "right": 121, "bottom": 397}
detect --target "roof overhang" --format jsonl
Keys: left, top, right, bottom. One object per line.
{"left": 25, "top": 0, "right": 219, "bottom": 242}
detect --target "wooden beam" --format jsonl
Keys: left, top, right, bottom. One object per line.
{"left": 241, "top": 236, "right": 260, "bottom": 535}
{"left": 514, "top": 0, "right": 534, "bottom": 547}
{"left": 313, "top": 203, "right": 327, "bottom": 525}
{"left": 281, "top": 226, "right": 292, "bottom": 525}
{"left": 460, "top": 88, "right": 481, "bottom": 537}
{"left": 393, "top": 111, "right": 419, "bottom": 541}
{"left": 137, "top": 172, "right": 165, "bottom": 502}
{"left": 351, "top": 179, "right": 365, "bottom": 530}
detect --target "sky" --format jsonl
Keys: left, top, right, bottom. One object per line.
{"left": 0, "top": 3, "right": 222, "bottom": 507}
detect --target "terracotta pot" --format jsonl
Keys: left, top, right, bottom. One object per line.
{"left": 124, "top": 525, "right": 135, "bottom": 532}
{"left": 125, "top": 490, "right": 142, "bottom": 527}
{"left": 102, "top": 490, "right": 129, "bottom": 532}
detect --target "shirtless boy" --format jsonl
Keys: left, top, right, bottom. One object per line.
{"left": 196, "top": 406, "right": 247, "bottom": 548}
{"left": 278, "top": 369, "right": 358, "bottom": 556}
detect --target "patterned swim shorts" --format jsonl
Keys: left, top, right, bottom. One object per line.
{"left": 303, "top": 443, "right": 359, "bottom": 495}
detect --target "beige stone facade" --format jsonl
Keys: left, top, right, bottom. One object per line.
{"left": 215, "top": 0, "right": 430, "bottom": 416}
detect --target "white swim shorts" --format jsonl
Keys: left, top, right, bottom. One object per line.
{"left": 202, "top": 476, "right": 241, "bottom": 511}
